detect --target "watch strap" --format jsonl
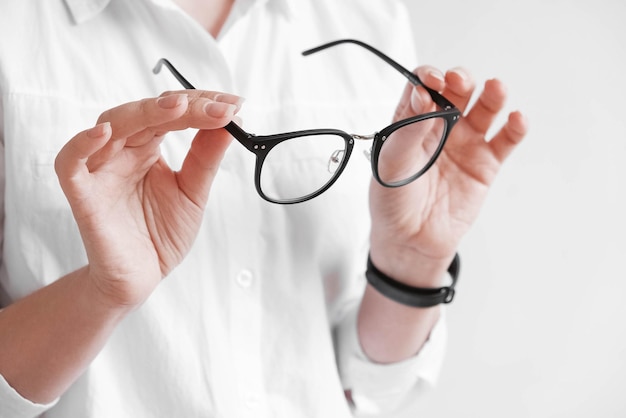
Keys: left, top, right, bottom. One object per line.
{"left": 365, "top": 253, "right": 461, "bottom": 308}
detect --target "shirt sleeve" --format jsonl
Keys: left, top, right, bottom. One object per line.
{"left": 334, "top": 303, "right": 447, "bottom": 416}
{"left": 0, "top": 373, "right": 58, "bottom": 418}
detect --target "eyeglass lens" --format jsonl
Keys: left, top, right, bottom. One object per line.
{"left": 259, "top": 133, "right": 348, "bottom": 202}
{"left": 377, "top": 116, "right": 447, "bottom": 186}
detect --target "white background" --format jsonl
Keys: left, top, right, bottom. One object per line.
{"left": 399, "top": 1, "right": 626, "bottom": 416}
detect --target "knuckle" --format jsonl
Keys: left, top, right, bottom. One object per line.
{"left": 138, "top": 98, "right": 152, "bottom": 115}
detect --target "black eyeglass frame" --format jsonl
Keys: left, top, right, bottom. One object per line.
{"left": 153, "top": 39, "right": 461, "bottom": 204}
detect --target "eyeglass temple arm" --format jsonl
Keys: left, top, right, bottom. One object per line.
{"left": 152, "top": 58, "right": 250, "bottom": 141}
{"left": 302, "top": 39, "right": 456, "bottom": 111}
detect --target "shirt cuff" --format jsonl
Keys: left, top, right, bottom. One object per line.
{"left": 0, "top": 373, "right": 58, "bottom": 418}
{"left": 335, "top": 305, "right": 447, "bottom": 416}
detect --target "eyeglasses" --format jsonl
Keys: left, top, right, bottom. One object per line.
{"left": 153, "top": 39, "right": 461, "bottom": 204}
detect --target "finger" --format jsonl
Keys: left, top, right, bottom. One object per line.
{"left": 488, "top": 111, "right": 528, "bottom": 163}
{"left": 412, "top": 66, "right": 445, "bottom": 113}
{"left": 150, "top": 92, "right": 241, "bottom": 135}
{"left": 464, "top": 78, "right": 508, "bottom": 135}
{"left": 97, "top": 94, "right": 189, "bottom": 140}
{"left": 55, "top": 122, "right": 112, "bottom": 187}
{"left": 176, "top": 127, "right": 234, "bottom": 207}
{"left": 415, "top": 66, "right": 446, "bottom": 92}
{"left": 160, "top": 89, "right": 245, "bottom": 112}
{"left": 98, "top": 92, "right": 240, "bottom": 148}
{"left": 442, "top": 67, "right": 475, "bottom": 112}
{"left": 395, "top": 66, "right": 444, "bottom": 120}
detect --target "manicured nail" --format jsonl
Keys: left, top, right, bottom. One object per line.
{"left": 449, "top": 67, "right": 468, "bottom": 82}
{"left": 214, "top": 93, "right": 245, "bottom": 110}
{"left": 427, "top": 69, "right": 445, "bottom": 83}
{"left": 204, "top": 101, "right": 237, "bottom": 118}
{"left": 411, "top": 86, "right": 425, "bottom": 109}
{"left": 157, "top": 94, "right": 187, "bottom": 109}
{"left": 87, "top": 122, "right": 111, "bottom": 138}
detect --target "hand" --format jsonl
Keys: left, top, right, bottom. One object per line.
{"left": 369, "top": 67, "right": 528, "bottom": 285}
{"left": 55, "top": 91, "right": 242, "bottom": 307}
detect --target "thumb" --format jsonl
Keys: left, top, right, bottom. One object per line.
{"left": 409, "top": 65, "right": 445, "bottom": 115}
{"left": 410, "top": 84, "right": 437, "bottom": 115}
{"left": 394, "top": 66, "right": 443, "bottom": 121}
{"left": 394, "top": 82, "right": 435, "bottom": 122}
{"left": 55, "top": 122, "right": 112, "bottom": 193}
{"left": 176, "top": 126, "right": 234, "bottom": 207}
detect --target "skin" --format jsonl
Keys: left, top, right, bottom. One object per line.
{"left": 0, "top": 91, "right": 242, "bottom": 403}
{"left": 361, "top": 67, "right": 528, "bottom": 362}
{"left": 0, "top": 0, "right": 528, "bottom": 406}
{"left": 174, "top": 0, "right": 234, "bottom": 37}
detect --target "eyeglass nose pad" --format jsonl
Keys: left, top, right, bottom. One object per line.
{"left": 363, "top": 147, "right": 372, "bottom": 162}
{"left": 327, "top": 149, "right": 345, "bottom": 174}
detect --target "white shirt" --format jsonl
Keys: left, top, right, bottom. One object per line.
{"left": 0, "top": 0, "right": 446, "bottom": 417}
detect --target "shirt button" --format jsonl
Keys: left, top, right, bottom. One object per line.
{"left": 236, "top": 269, "right": 254, "bottom": 288}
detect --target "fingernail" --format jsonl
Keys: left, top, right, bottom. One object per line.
{"left": 157, "top": 94, "right": 187, "bottom": 109}
{"left": 427, "top": 69, "right": 445, "bottom": 83}
{"left": 204, "top": 102, "right": 237, "bottom": 118}
{"left": 87, "top": 122, "right": 111, "bottom": 138}
{"left": 214, "top": 93, "right": 246, "bottom": 110}
{"left": 232, "top": 115, "right": 243, "bottom": 126}
{"left": 450, "top": 67, "right": 468, "bottom": 82}
{"left": 411, "top": 87, "right": 425, "bottom": 109}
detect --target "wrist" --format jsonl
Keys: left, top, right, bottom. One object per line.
{"left": 365, "top": 251, "right": 460, "bottom": 308}
{"left": 368, "top": 248, "right": 456, "bottom": 288}
{"left": 83, "top": 266, "right": 149, "bottom": 312}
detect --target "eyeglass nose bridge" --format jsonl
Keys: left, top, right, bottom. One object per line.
{"left": 351, "top": 132, "right": 377, "bottom": 162}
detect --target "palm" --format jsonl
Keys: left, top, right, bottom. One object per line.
{"left": 370, "top": 70, "right": 527, "bottom": 265}
{"left": 62, "top": 136, "right": 202, "bottom": 305}
{"left": 408, "top": 119, "right": 500, "bottom": 251}
{"left": 55, "top": 92, "right": 238, "bottom": 306}
{"left": 140, "top": 158, "right": 205, "bottom": 273}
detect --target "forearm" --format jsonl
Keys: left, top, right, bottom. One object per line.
{"left": 357, "top": 285, "right": 441, "bottom": 363}
{"left": 0, "top": 266, "right": 130, "bottom": 404}
{"left": 357, "top": 248, "right": 451, "bottom": 363}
